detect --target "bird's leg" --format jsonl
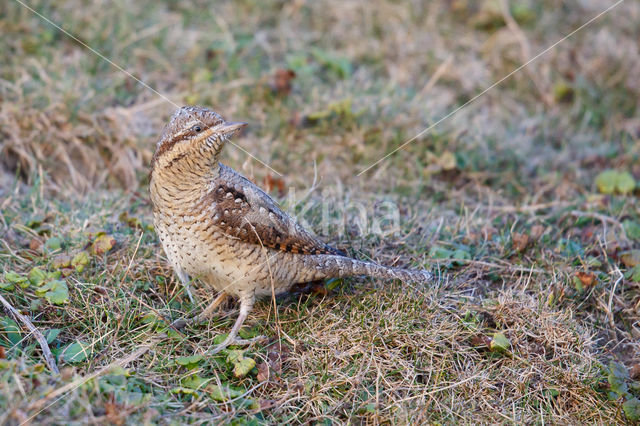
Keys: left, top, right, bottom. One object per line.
{"left": 175, "top": 267, "right": 194, "bottom": 303}
{"left": 208, "top": 294, "right": 266, "bottom": 354}
{"left": 196, "top": 292, "right": 229, "bottom": 321}
{"left": 172, "top": 292, "right": 229, "bottom": 330}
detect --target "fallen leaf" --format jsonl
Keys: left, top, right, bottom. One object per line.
{"left": 92, "top": 233, "right": 116, "bottom": 255}
{"left": 575, "top": 271, "right": 596, "bottom": 288}
{"left": 256, "top": 361, "right": 270, "bottom": 382}
{"left": 623, "top": 398, "right": 640, "bottom": 421}
{"left": 263, "top": 174, "right": 285, "bottom": 196}
{"left": 623, "top": 220, "right": 640, "bottom": 241}
{"left": 29, "top": 237, "right": 43, "bottom": 252}
{"left": 259, "top": 399, "right": 279, "bottom": 410}
{"left": 227, "top": 350, "right": 256, "bottom": 378}
{"left": 105, "top": 398, "right": 124, "bottom": 426}
{"left": 621, "top": 251, "right": 640, "bottom": 268}
{"left": 61, "top": 340, "right": 92, "bottom": 363}
{"left": 35, "top": 280, "right": 70, "bottom": 305}
{"left": 28, "top": 267, "right": 47, "bottom": 286}
{"left": 271, "top": 69, "right": 296, "bottom": 95}
{"left": 630, "top": 364, "right": 640, "bottom": 380}
{"left": 490, "top": 332, "right": 511, "bottom": 352}
{"left": 176, "top": 354, "right": 203, "bottom": 369}
{"left": 595, "top": 170, "right": 636, "bottom": 195}
{"left": 470, "top": 334, "right": 492, "bottom": 348}
{"left": 52, "top": 254, "right": 72, "bottom": 269}
{"left": 208, "top": 384, "right": 245, "bottom": 401}
{"left": 181, "top": 374, "right": 210, "bottom": 390}
{"left": 1, "top": 317, "right": 21, "bottom": 346}
{"left": 530, "top": 224, "right": 545, "bottom": 240}
{"left": 511, "top": 232, "right": 530, "bottom": 252}
{"left": 44, "top": 236, "right": 62, "bottom": 252}
{"left": 71, "top": 251, "right": 90, "bottom": 272}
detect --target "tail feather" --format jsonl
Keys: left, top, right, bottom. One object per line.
{"left": 311, "top": 256, "right": 432, "bottom": 284}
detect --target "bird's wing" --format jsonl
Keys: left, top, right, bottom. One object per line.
{"left": 199, "top": 164, "right": 344, "bottom": 256}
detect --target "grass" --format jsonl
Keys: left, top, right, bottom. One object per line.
{"left": 1, "top": 0, "right": 640, "bottom": 423}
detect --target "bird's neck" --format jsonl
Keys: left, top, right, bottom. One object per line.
{"left": 150, "top": 153, "right": 222, "bottom": 211}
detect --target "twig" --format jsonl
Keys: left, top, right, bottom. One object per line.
{"left": 0, "top": 294, "right": 59, "bottom": 374}
{"left": 607, "top": 267, "right": 624, "bottom": 329}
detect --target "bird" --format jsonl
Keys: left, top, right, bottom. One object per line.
{"left": 149, "top": 106, "right": 432, "bottom": 353}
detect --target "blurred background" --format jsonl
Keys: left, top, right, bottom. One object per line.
{"left": 2, "top": 0, "right": 638, "bottom": 195}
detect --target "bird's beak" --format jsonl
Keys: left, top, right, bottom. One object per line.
{"left": 218, "top": 121, "right": 248, "bottom": 136}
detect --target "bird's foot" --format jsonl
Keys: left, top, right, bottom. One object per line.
{"left": 208, "top": 335, "right": 268, "bottom": 354}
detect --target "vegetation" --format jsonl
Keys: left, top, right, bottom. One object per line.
{"left": 1, "top": 0, "right": 639, "bottom": 423}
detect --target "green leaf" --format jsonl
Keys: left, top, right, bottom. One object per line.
{"left": 176, "top": 354, "right": 203, "bottom": 369}
{"left": 623, "top": 398, "right": 640, "bottom": 421}
{"left": 607, "top": 361, "right": 630, "bottom": 397}
{"left": 429, "top": 246, "right": 454, "bottom": 259}
{"left": 25, "top": 214, "right": 45, "bottom": 229}
{"left": 44, "top": 329, "right": 61, "bottom": 344}
{"left": 1, "top": 317, "right": 22, "bottom": 346}
{"left": 35, "top": 280, "right": 69, "bottom": 305}
{"left": 208, "top": 384, "right": 245, "bottom": 402}
{"left": 181, "top": 374, "right": 210, "bottom": 390}
{"left": 617, "top": 172, "right": 636, "bottom": 194}
{"left": 311, "top": 48, "right": 352, "bottom": 79}
{"left": 595, "top": 170, "right": 636, "bottom": 195}
{"left": 28, "top": 267, "right": 47, "bottom": 286}
{"left": 44, "top": 236, "right": 62, "bottom": 252}
{"left": 171, "top": 386, "right": 199, "bottom": 395}
{"left": 227, "top": 349, "right": 256, "bottom": 378}
{"left": 490, "top": 332, "right": 510, "bottom": 352}
{"left": 0, "top": 281, "right": 14, "bottom": 291}
{"left": 5, "top": 271, "right": 28, "bottom": 288}
{"left": 626, "top": 265, "right": 640, "bottom": 283}
{"left": 71, "top": 251, "right": 90, "bottom": 272}
{"left": 623, "top": 220, "right": 640, "bottom": 241}
{"left": 61, "top": 340, "right": 92, "bottom": 363}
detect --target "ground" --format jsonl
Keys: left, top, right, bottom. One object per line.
{"left": 1, "top": 0, "right": 639, "bottom": 424}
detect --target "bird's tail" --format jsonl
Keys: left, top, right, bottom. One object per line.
{"left": 309, "top": 256, "right": 432, "bottom": 284}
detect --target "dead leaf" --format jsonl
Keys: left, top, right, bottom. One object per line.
{"left": 292, "top": 380, "right": 304, "bottom": 395}
{"left": 620, "top": 251, "right": 640, "bottom": 268}
{"left": 530, "top": 224, "right": 545, "bottom": 240}
{"left": 630, "top": 364, "right": 640, "bottom": 380}
{"left": 92, "top": 233, "right": 116, "bottom": 255}
{"left": 263, "top": 175, "right": 285, "bottom": 197}
{"left": 0, "top": 346, "right": 5, "bottom": 359}
{"left": 271, "top": 69, "right": 296, "bottom": 95}
{"left": 257, "top": 361, "right": 270, "bottom": 382}
{"left": 575, "top": 271, "right": 596, "bottom": 288}
{"left": 512, "top": 232, "right": 530, "bottom": 252}
{"left": 105, "top": 397, "right": 124, "bottom": 426}
{"left": 259, "top": 399, "right": 279, "bottom": 411}
{"left": 470, "top": 334, "right": 492, "bottom": 348}
{"left": 52, "top": 254, "right": 72, "bottom": 269}
{"left": 29, "top": 237, "right": 43, "bottom": 252}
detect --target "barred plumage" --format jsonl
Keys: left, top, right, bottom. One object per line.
{"left": 150, "top": 106, "right": 432, "bottom": 353}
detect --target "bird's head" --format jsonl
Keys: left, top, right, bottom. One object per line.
{"left": 151, "top": 106, "right": 247, "bottom": 174}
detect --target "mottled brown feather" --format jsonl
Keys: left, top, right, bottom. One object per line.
{"left": 193, "top": 164, "right": 344, "bottom": 256}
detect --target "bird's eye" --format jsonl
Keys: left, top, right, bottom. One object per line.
{"left": 193, "top": 125, "right": 202, "bottom": 133}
